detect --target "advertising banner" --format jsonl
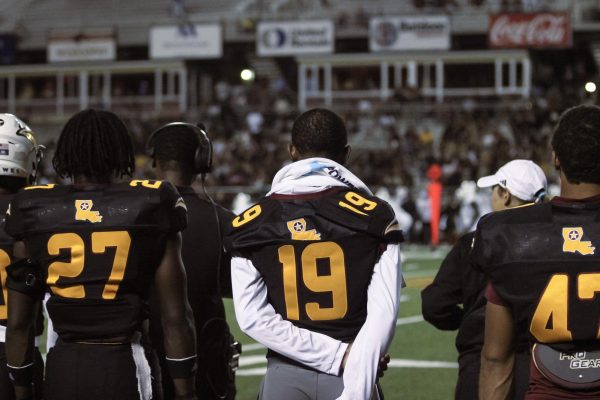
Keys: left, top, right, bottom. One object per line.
{"left": 150, "top": 24, "right": 222, "bottom": 59}
{"left": 48, "top": 38, "right": 116, "bottom": 62}
{"left": 488, "top": 13, "right": 571, "bottom": 48}
{"left": 370, "top": 16, "right": 450, "bottom": 52}
{"left": 257, "top": 20, "right": 334, "bottom": 56}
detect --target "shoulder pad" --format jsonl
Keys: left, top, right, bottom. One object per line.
{"left": 225, "top": 198, "right": 280, "bottom": 252}
{"left": 316, "top": 190, "right": 403, "bottom": 243}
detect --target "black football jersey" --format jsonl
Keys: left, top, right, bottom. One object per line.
{"left": 0, "top": 193, "right": 14, "bottom": 328}
{"left": 473, "top": 197, "right": 600, "bottom": 351}
{"left": 226, "top": 188, "right": 403, "bottom": 342}
{"left": 4, "top": 180, "right": 187, "bottom": 341}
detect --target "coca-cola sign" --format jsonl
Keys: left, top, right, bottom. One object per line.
{"left": 489, "top": 13, "right": 571, "bottom": 48}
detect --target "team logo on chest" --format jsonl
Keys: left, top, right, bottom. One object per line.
{"left": 75, "top": 200, "right": 103, "bottom": 223}
{"left": 287, "top": 218, "right": 321, "bottom": 241}
{"left": 562, "top": 227, "right": 595, "bottom": 255}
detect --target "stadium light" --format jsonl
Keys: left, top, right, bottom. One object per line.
{"left": 585, "top": 81, "right": 597, "bottom": 93}
{"left": 241, "top": 69, "right": 255, "bottom": 82}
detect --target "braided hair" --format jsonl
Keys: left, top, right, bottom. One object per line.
{"left": 52, "top": 109, "right": 135, "bottom": 183}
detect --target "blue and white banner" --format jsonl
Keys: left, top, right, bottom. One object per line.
{"left": 150, "top": 24, "right": 222, "bottom": 59}
{"left": 257, "top": 20, "right": 334, "bottom": 56}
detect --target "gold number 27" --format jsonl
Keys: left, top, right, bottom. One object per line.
{"left": 47, "top": 231, "right": 131, "bottom": 300}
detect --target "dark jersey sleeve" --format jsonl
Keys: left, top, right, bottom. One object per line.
{"left": 421, "top": 232, "right": 475, "bottom": 330}
{"left": 5, "top": 191, "right": 25, "bottom": 240}
{"left": 159, "top": 182, "right": 188, "bottom": 234}
{"left": 217, "top": 206, "right": 235, "bottom": 298}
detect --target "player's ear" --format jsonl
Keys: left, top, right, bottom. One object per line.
{"left": 503, "top": 189, "right": 512, "bottom": 207}
{"left": 343, "top": 144, "right": 351, "bottom": 164}
{"left": 289, "top": 144, "right": 301, "bottom": 161}
{"left": 552, "top": 151, "right": 561, "bottom": 172}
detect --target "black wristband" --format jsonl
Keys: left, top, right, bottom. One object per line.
{"left": 166, "top": 355, "right": 197, "bottom": 379}
{"left": 7, "top": 362, "right": 34, "bottom": 387}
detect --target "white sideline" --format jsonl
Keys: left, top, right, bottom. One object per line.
{"left": 236, "top": 357, "right": 458, "bottom": 376}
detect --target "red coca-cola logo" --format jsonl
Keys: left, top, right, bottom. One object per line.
{"left": 489, "top": 13, "right": 571, "bottom": 48}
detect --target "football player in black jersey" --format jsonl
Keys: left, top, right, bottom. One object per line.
{"left": 422, "top": 159, "right": 547, "bottom": 400}
{"left": 0, "top": 114, "right": 44, "bottom": 400}
{"left": 146, "top": 122, "right": 237, "bottom": 400}
{"left": 227, "top": 108, "right": 403, "bottom": 399}
{"left": 476, "top": 105, "right": 600, "bottom": 399}
{"left": 5, "top": 109, "right": 197, "bottom": 400}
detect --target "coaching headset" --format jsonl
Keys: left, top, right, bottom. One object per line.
{"left": 146, "top": 122, "right": 213, "bottom": 174}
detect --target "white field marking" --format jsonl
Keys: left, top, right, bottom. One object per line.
{"left": 388, "top": 359, "right": 457, "bottom": 368}
{"left": 396, "top": 315, "right": 424, "bottom": 326}
{"left": 237, "top": 367, "right": 267, "bottom": 376}
{"left": 400, "top": 294, "right": 410, "bottom": 303}
{"left": 404, "top": 262, "right": 419, "bottom": 271}
{"left": 235, "top": 358, "right": 458, "bottom": 376}
{"left": 242, "top": 343, "right": 266, "bottom": 352}
{"left": 239, "top": 355, "right": 268, "bottom": 367}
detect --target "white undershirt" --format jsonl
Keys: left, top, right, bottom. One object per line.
{"left": 231, "top": 243, "right": 402, "bottom": 399}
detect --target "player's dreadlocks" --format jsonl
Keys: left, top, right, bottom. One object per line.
{"left": 552, "top": 104, "right": 600, "bottom": 184}
{"left": 152, "top": 125, "right": 199, "bottom": 174}
{"left": 292, "top": 108, "right": 348, "bottom": 161}
{"left": 52, "top": 109, "right": 135, "bottom": 183}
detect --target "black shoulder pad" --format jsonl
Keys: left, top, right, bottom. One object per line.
{"left": 225, "top": 198, "right": 280, "bottom": 253}
{"left": 6, "top": 258, "right": 46, "bottom": 298}
{"left": 316, "top": 190, "right": 404, "bottom": 243}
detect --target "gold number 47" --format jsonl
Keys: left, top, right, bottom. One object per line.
{"left": 531, "top": 273, "right": 600, "bottom": 342}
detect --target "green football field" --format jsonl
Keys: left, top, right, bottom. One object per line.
{"left": 226, "top": 245, "right": 459, "bottom": 400}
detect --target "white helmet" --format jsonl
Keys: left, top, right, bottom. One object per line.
{"left": 0, "top": 114, "right": 42, "bottom": 180}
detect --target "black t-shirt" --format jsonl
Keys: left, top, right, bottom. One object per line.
{"left": 226, "top": 188, "right": 403, "bottom": 342}
{"left": 472, "top": 196, "right": 600, "bottom": 351}
{"left": 4, "top": 180, "right": 186, "bottom": 341}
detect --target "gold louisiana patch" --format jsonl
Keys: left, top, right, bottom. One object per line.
{"left": 75, "top": 200, "right": 102, "bottom": 223}
{"left": 287, "top": 218, "right": 321, "bottom": 241}
{"left": 562, "top": 227, "right": 595, "bottom": 255}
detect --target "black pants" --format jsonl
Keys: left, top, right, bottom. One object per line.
{"left": 456, "top": 351, "right": 530, "bottom": 400}
{"left": 0, "top": 342, "right": 44, "bottom": 400}
{"left": 45, "top": 340, "right": 141, "bottom": 400}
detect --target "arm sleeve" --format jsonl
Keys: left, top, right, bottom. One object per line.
{"left": 159, "top": 182, "right": 187, "bottom": 234}
{"left": 5, "top": 196, "right": 25, "bottom": 240}
{"left": 337, "top": 244, "right": 402, "bottom": 400}
{"left": 231, "top": 256, "right": 348, "bottom": 375}
{"left": 421, "top": 238, "right": 466, "bottom": 330}
{"left": 485, "top": 281, "right": 507, "bottom": 306}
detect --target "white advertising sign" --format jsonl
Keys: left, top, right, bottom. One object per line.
{"left": 257, "top": 20, "right": 334, "bottom": 56}
{"left": 370, "top": 16, "right": 450, "bottom": 51}
{"left": 150, "top": 24, "right": 222, "bottom": 59}
{"left": 48, "top": 38, "right": 116, "bottom": 62}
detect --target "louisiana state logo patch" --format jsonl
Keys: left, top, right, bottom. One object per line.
{"left": 287, "top": 218, "right": 321, "bottom": 241}
{"left": 562, "top": 227, "right": 595, "bottom": 255}
{"left": 75, "top": 200, "right": 102, "bottom": 223}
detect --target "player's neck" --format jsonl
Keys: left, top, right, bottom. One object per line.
{"left": 158, "top": 169, "right": 193, "bottom": 187}
{"left": 560, "top": 181, "right": 600, "bottom": 200}
{"left": 72, "top": 175, "right": 113, "bottom": 185}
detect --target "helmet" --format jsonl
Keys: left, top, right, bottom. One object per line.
{"left": 0, "top": 114, "right": 42, "bottom": 181}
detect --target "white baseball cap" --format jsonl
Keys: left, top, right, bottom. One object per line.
{"left": 477, "top": 160, "right": 547, "bottom": 202}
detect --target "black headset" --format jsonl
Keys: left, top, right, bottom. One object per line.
{"left": 146, "top": 122, "right": 213, "bottom": 174}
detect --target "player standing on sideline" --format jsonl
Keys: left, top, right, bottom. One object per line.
{"left": 477, "top": 104, "right": 600, "bottom": 399}
{"left": 0, "top": 114, "right": 44, "bottom": 400}
{"left": 4, "top": 109, "right": 197, "bottom": 400}
{"left": 422, "top": 160, "right": 547, "bottom": 400}
{"left": 147, "top": 122, "right": 238, "bottom": 400}
{"left": 227, "top": 108, "right": 403, "bottom": 400}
